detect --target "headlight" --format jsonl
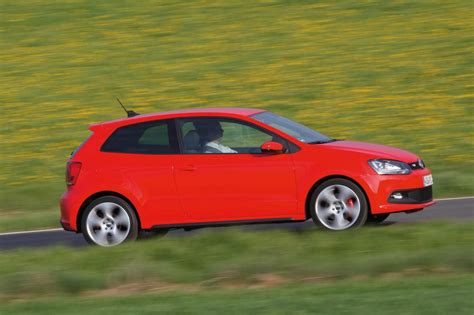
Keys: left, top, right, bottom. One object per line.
{"left": 368, "top": 159, "right": 412, "bottom": 175}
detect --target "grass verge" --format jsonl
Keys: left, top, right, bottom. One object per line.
{"left": 1, "top": 275, "right": 473, "bottom": 315}
{"left": 1, "top": 222, "right": 472, "bottom": 301}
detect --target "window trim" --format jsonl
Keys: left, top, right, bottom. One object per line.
{"left": 100, "top": 119, "right": 180, "bottom": 155}
{"left": 175, "top": 116, "right": 298, "bottom": 155}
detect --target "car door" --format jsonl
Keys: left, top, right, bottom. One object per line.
{"left": 173, "top": 116, "right": 298, "bottom": 222}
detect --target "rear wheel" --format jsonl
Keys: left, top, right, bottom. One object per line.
{"left": 310, "top": 178, "right": 368, "bottom": 231}
{"left": 81, "top": 196, "right": 139, "bottom": 247}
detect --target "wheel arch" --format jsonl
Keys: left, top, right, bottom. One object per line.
{"left": 76, "top": 191, "right": 141, "bottom": 232}
{"left": 304, "top": 175, "right": 372, "bottom": 219}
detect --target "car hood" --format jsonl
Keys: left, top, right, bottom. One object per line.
{"left": 319, "top": 140, "right": 419, "bottom": 163}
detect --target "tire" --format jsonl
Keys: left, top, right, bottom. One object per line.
{"left": 310, "top": 178, "right": 368, "bottom": 231}
{"left": 367, "top": 213, "right": 390, "bottom": 224}
{"left": 81, "top": 196, "right": 139, "bottom": 247}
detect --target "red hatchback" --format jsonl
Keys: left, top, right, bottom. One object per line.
{"left": 60, "top": 108, "right": 435, "bottom": 246}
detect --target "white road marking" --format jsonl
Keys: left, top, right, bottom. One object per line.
{"left": 436, "top": 196, "right": 474, "bottom": 202}
{"left": 0, "top": 228, "right": 63, "bottom": 236}
{"left": 0, "top": 197, "right": 473, "bottom": 236}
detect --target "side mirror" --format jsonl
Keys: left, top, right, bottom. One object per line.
{"left": 260, "top": 141, "right": 284, "bottom": 153}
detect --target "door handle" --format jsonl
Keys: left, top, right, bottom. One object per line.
{"left": 178, "top": 165, "right": 197, "bottom": 171}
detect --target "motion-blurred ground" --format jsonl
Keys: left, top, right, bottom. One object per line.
{"left": 0, "top": 0, "right": 473, "bottom": 231}
{"left": 1, "top": 222, "right": 473, "bottom": 313}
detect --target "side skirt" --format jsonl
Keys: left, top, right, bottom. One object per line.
{"left": 151, "top": 218, "right": 300, "bottom": 231}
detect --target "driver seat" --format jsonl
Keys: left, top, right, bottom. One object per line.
{"left": 183, "top": 130, "right": 200, "bottom": 153}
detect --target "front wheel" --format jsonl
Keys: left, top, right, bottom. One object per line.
{"left": 81, "top": 196, "right": 139, "bottom": 247}
{"left": 310, "top": 178, "right": 368, "bottom": 231}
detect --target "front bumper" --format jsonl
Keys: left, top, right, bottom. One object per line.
{"left": 362, "top": 168, "right": 435, "bottom": 214}
{"left": 388, "top": 186, "right": 433, "bottom": 204}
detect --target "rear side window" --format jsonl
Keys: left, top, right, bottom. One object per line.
{"left": 138, "top": 124, "right": 169, "bottom": 145}
{"left": 101, "top": 120, "right": 178, "bottom": 154}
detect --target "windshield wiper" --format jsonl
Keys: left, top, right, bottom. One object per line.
{"left": 307, "top": 139, "right": 340, "bottom": 144}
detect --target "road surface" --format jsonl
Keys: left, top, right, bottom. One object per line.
{"left": 0, "top": 197, "right": 472, "bottom": 251}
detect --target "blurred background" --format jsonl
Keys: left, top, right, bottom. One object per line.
{"left": 0, "top": 1, "right": 473, "bottom": 313}
{"left": 0, "top": 0, "right": 472, "bottom": 231}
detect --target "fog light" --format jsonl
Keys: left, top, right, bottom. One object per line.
{"left": 391, "top": 192, "right": 404, "bottom": 200}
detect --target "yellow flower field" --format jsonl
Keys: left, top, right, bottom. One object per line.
{"left": 0, "top": 0, "right": 472, "bottom": 231}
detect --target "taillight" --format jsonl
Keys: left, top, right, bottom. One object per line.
{"left": 66, "top": 162, "right": 82, "bottom": 186}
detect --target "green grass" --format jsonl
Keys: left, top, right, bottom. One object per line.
{"left": 1, "top": 0, "right": 473, "bottom": 231}
{"left": 1, "top": 222, "right": 473, "bottom": 314}
{"left": 2, "top": 276, "right": 473, "bottom": 315}
{"left": 1, "top": 222, "right": 473, "bottom": 300}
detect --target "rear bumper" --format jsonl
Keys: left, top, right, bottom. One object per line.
{"left": 60, "top": 189, "right": 85, "bottom": 232}
{"left": 60, "top": 219, "right": 74, "bottom": 232}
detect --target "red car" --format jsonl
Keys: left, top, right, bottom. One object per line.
{"left": 60, "top": 108, "right": 434, "bottom": 246}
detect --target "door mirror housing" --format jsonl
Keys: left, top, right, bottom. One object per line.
{"left": 260, "top": 141, "right": 284, "bottom": 153}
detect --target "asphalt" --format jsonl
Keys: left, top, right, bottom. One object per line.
{"left": 0, "top": 198, "right": 472, "bottom": 251}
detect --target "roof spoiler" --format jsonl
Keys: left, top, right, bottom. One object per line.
{"left": 88, "top": 123, "right": 102, "bottom": 132}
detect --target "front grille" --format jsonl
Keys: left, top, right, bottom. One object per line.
{"left": 388, "top": 186, "right": 433, "bottom": 204}
{"left": 409, "top": 160, "right": 426, "bottom": 170}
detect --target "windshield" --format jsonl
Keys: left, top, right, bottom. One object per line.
{"left": 251, "top": 111, "right": 333, "bottom": 144}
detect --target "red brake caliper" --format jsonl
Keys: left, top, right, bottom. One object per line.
{"left": 347, "top": 198, "right": 354, "bottom": 208}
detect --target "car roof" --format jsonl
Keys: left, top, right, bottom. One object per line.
{"left": 90, "top": 107, "right": 267, "bottom": 131}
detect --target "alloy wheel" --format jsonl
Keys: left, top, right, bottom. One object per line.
{"left": 315, "top": 184, "right": 361, "bottom": 230}
{"left": 85, "top": 202, "right": 131, "bottom": 246}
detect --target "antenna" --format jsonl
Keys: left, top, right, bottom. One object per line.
{"left": 116, "top": 98, "right": 139, "bottom": 118}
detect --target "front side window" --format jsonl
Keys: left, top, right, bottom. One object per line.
{"left": 177, "top": 117, "right": 286, "bottom": 154}
{"left": 101, "top": 120, "right": 178, "bottom": 154}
